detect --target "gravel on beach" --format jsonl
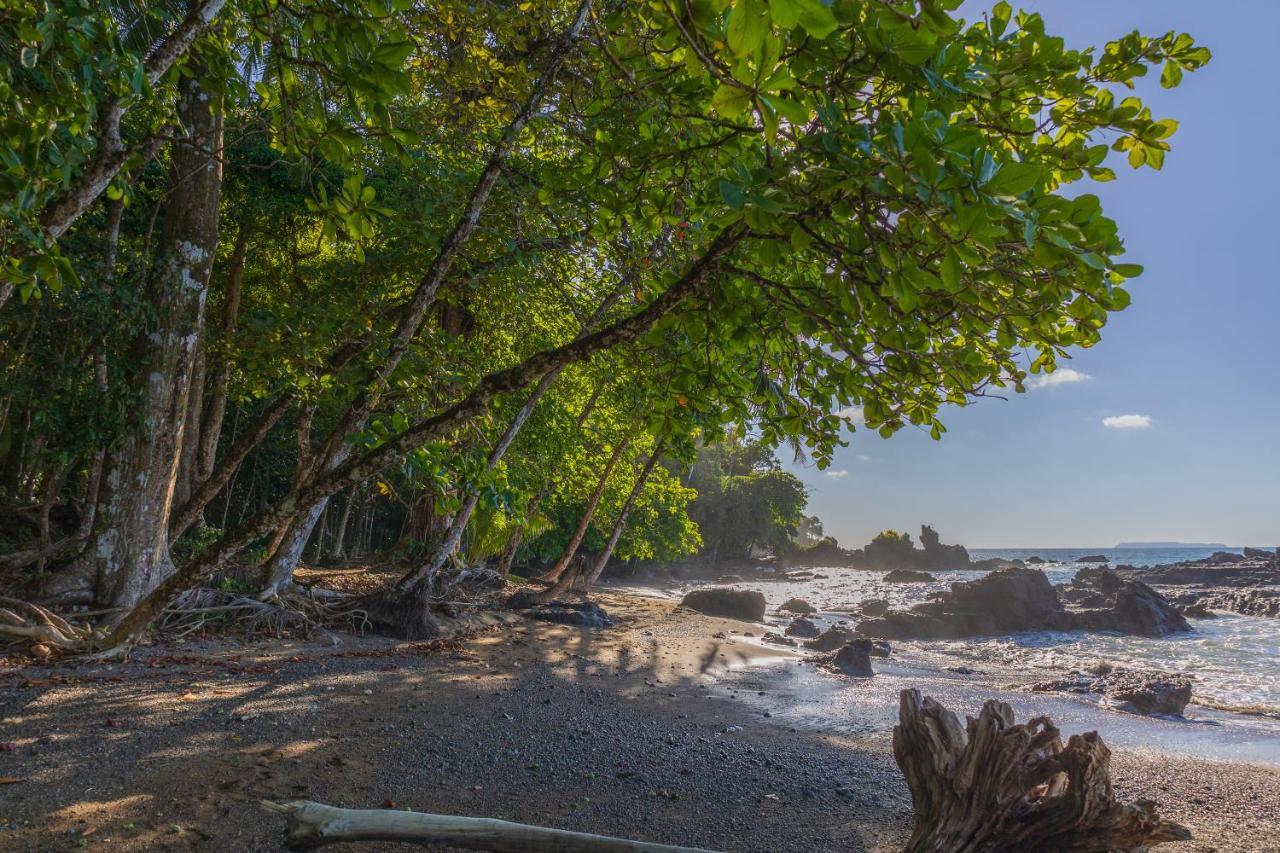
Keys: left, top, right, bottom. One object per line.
{"left": 1, "top": 592, "right": 1276, "bottom": 851}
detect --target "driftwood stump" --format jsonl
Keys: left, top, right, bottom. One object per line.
{"left": 893, "top": 689, "right": 1190, "bottom": 852}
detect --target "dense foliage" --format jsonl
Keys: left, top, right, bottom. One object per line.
{"left": 0, "top": 0, "right": 1207, "bottom": 648}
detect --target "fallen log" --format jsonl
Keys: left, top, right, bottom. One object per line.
{"left": 262, "top": 800, "right": 720, "bottom": 852}
{"left": 893, "top": 688, "right": 1191, "bottom": 852}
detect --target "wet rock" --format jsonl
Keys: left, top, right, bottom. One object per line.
{"left": 524, "top": 601, "right": 613, "bottom": 628}
{"left": 970, "top": 557, "right": 1026, "bottom": 571}
{"left": 859, "top": 598, "right": 889, "bottom": 618}
{"left": 883, "top": 569, "right": 936, "bottom": 583}
{"left": 1032, "top": 667, "right": 1192, "bottom": 717}
{"left": 679, "top": 588, "right": 767, "bottom": 621}
{"left": 778, "top": 598, "right": 816, "bottom": 615}
{"left": 1178, "top": 603, "right": 1217, "bottom": 619}
{"left": 947, "top": 666, "right": 975, "bottom": 675}
{"left": 1026, "top": 556, "right": 1046, "bottom": 564}
{"left": 1208, "top": 550, "right": 1246, "bottom": 564}
{"left": 761, "top": 632, "right": 798, "bottom": 647}
{"left": 803, "top": 625, "right": 859, "bottom": 652}
{"left": 858, "top": 568, "right": 1073, "bottom": 640}
{"left": 832, "top": 643, "right": 873, "bottom": 677}
{"left": 784, "top": 617, "right": 821, "bottom": 638}
{"left": 1120, "top": 555, "right": 1280, "bottom": 587}
{"left": 716, "top": 574, "right": 744, "bottom": 584}
{"left": 1196, "top": 589, "right": 1280, "bottom": 619}
{"left": 1076, "top": 554, "right": 1110, "bottom": 563}
{"left": 1243, "top": 546, "right": 1278, "bottom": 561}
{"left": 1065, "top": 568, "right": 1191, "bottom": 638}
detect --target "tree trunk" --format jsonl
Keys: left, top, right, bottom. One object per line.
{"left": 197, "top": 221, "right": 250, "bottom": 482}
{"left": 405, "top": 277, "right": 629, "bottom": 589}
{"left": 533, "top": 435, "right": 632, "bottom": 586}
{"left": 330, "top": 487, "right": 354, "bottom": 559}
{"left": 79, "top": 71, "right": 223, "bottom": 612}
{"left": 579, "top": 442, "right": 662, "bottom": 590}
{"left": 174, "top": 327, "right": 206, "bottom": 509}
{"left": 495, "top": 382, "right": 606, "bottom": 577}
{"left": 893, "top": 688, "right": 1191, "bottom": 852}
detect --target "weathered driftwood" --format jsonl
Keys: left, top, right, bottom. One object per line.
{"left": 893, "top": 688, "right": 1190, "bottom": 852}
{"left": 263, "top": 800, "right": 719, "bottom": 852}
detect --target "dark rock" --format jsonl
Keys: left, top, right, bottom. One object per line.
{"left": 832, "top": 643, "right": 873, "bottom": 677}
{"left": 947, "top": 666, "right": 976, "bottom": 675}
{"left": 1178, "top": 603, "right": 1216, "bottom": 619}
{"left": 716, "top": 574, "right": 743, "bottom": 584}
{"left": 678, "top": 587, "right": 767, "bottom": 621}
{"left": 784, "top": 617, "right": 821, "bottom": 638}
{"left": 1118, "top": 560, "right": 1280, "bottom": 587}
{"left": 761, "top": 632, "right": 798, "bottom": 647}
{"left": 1026, "top": 556, "right": 1046, "bottom": 564}
{"left": 970, "top": 557, "right": 1026, "bottom": 571}
{"left": 883, "top": 569, "right": 936, "bottom": 583}
{"left": 1032, "top": 667, "right": 1192, "bottom": 717}
{"left": 778, "top": 597, "right": 816, "bottom": 615}
{"left": 1065, "top": 569, "right": 1191, "bottom": 638}
{"left": 1208, "top": 550, "right": 1246, "bottom": 564}
{"left": 1196, "top": 589, "right": 1280, "bottom": 619}
{"left": 859, "top": 598, "right": 889, "bottom": 617}
{"left": 524, "top": 600, "right": 613, "bottom": 628}
{"left": 1242, "top": 546, "right": 1278, "bottom": 561}
{"left": 858, "top": 568, "right": 1073, "bottom": 639}
{"left": 803, "top": 625, "right": 859, "bottom": 652}
{"left": 1076, "top": 554, "right": 1110, "bottom": 563}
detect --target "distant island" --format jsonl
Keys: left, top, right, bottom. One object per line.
{"left": 1115, "top": 541, "right": 1228, "bottom": 549}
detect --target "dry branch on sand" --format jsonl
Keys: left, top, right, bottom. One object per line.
{"left": 893, "top": 688, "right": 1190, "bottom": 852}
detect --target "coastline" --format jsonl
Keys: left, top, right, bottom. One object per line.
{"left": 2, "top": 589, "right": 1278, "bottom": 851}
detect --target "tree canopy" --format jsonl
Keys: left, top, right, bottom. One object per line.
{"left": 0, "top": 0, "right": 1207, "bottom": 650}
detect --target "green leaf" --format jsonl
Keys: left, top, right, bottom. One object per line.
{"left": 727, "top": 0, "right": 768, "bottom": 56}
{"left": 984, "top": 161, "right": 1041, "bottom": 196}
{"left": 719, "top": 181, "right": 747, "bottom": 210}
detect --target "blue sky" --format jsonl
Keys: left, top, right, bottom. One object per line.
{"left": 787, "top": 0, "right": 1280, "bottom": 549}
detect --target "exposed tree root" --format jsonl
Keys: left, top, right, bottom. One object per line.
{"left": 0, "top": 597, "right": 100, "bottom": 652}
{"left": 263, "top": 800, "right": 719, "bottom": 852}
{"left": 894, "top": 688, "right": 1191, "bottom": 852}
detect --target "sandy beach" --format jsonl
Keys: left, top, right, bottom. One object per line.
{"left": 2, "top": 589, "right": 1278, "bottom": 851}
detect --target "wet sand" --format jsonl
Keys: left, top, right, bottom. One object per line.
{"left": 1, "top": 591, "right": 1277, "bottom": 851}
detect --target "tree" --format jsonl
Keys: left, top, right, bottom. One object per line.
{"left": 0, "top": 1, "right": 1209, "bottom": 651}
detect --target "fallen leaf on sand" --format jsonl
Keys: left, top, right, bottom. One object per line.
{"left": 0, "top": 777, "right": 23, "bottom": 785}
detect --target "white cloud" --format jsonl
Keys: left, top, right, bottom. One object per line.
{"left": 835, "top": 405, "right": 864, "bottom": 424}
{"left": 855, "top": 454, "right": 871, "bottom": 462}
{"left": 1102, "top": 414, "right": 1153, "bottom": 429}
{"left": 824, "top": 469, "right": 850, "bottom": 478}
{"left": 1027, "top": 367, "right": 1091, "bottom": 390}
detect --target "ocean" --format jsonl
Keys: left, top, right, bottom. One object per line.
{"left": 625, "top": 547, "right": 1280, "bottom": 763}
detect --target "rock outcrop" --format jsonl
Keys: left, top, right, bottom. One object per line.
{"left": 1195, "top": 589, "right": 1280, "bottom": 619}
{"left": 1031, "top": 664, "right": 1192, "bottom": 717}
{"left": 678, "top": 588, "right": 766, "bottom": 621}
{"left": 1118, "top": 553, "right": 1280, "bottom": 587}
{"left": 1061, "top": 568, "right": 1191, "bottom": 638}
{"left": 1075, "top": 554, "right": 1109, "bottom": 563}
{"left": 883, "top": 569, "right": 936, "bottom": 583}
{"left": 831, "top": 642, "right": 873, "bottom": 677}
{"left": 803, "top": 625, "right": 859, "bottom": 652}
{"left": 857, "top": 567, "right": 1191, "bottom": 640}
{"left": 523, "top": 601, "right": 613, "bottom": 628}
{"left": 778, "top": 597, "right": 816, "bottom": 615}
{"left": 784, "top": 617, "right": 821, "bottom": 638}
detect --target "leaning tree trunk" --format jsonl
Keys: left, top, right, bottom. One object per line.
{"left": 77, "top": 71, "right": 223, "bottom": 612}
{"left": 533, "top": 434, "right": 631, "bottom": 585}
{"left": 893, "top": 688, "right": 1191, "bottom": 852}
{"left": 197, "top": 220, "right": 250, "bottom": 483}
{"left": 577, "top": 442, "right": 662, "bottom": 591}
